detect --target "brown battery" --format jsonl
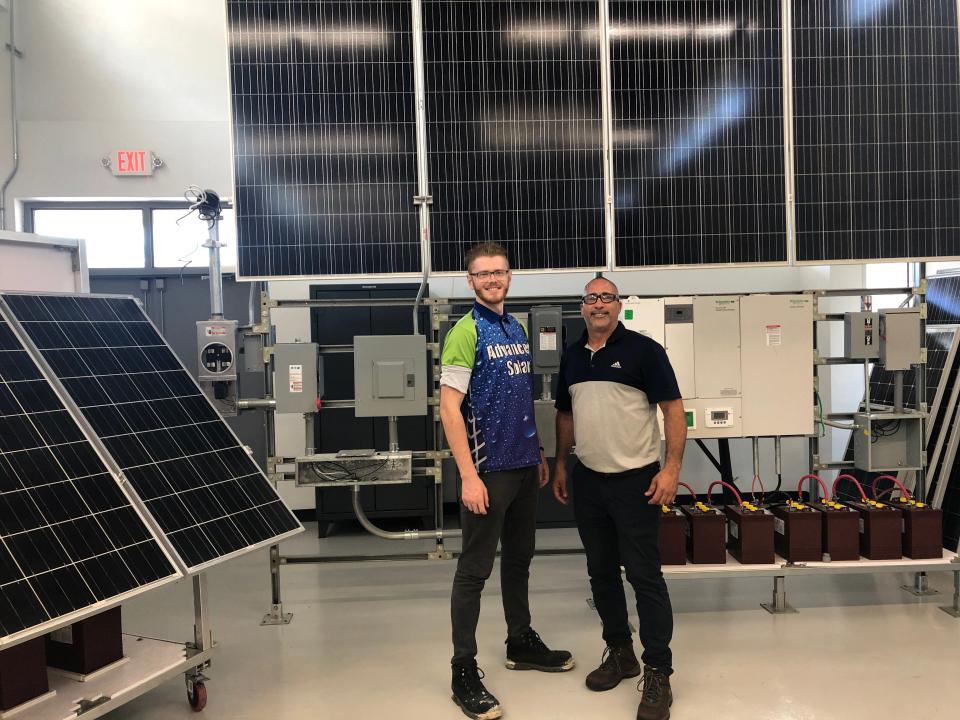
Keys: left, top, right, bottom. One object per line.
{"left": 0, "top": 637, "right": 48, "bottom": 711}
{"left": 847, "top": 500, "right": 902, "bottom": 559}
{"left": 680, "top": 504, "right": 727, "bottom": 564}
{"left": 888, "top": 498, "right": 944, "bottom": 559}
{"left": 724, "top": 504, "right": 775, "bottom": 564}
{"left": 46, "top": 607, "right": 123, "bottom": 675}
{"left": 771, "top": 503, "right": 822, "bottom": 562}
{"left": 658, "top": 506, "right": 687, "bottom": 566}
{"left": 808, "top": 499, "right": 860, "bottom": 561}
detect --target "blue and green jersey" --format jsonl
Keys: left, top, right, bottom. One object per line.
{"left": 440, "top": 301, "right": 540, "bottom": 473}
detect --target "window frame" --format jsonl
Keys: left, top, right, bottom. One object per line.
{"left": 23, "top": 200, "right": 235, "bottom": 277}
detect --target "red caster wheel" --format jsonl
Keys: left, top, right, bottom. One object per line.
{"left": 188, "top": 682, "right": 207, "bottom": 712}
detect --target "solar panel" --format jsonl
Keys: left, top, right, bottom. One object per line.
{"left": 611, "top": 0, "right": 787, "bottom": 268}
{"left": 793, "top": 0, "right": 960, "bottom": 263}
{"left": 928, "top": 273, "right": 960, "bottom": 326}
{"left": 424, "top": 0, "right": 605, "bottom": 272}
{"left": 228, "top": 0, "right": 421, "bottom": 278}
{"left": 0, "top": 312, "right": 179, "bottom": 646}
{"left": 1, "top": 294, "right": 302, "bottom": 573}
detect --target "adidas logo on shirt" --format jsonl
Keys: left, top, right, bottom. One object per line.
{"left": 610, "top": 361, "right": 622, "bottom": 368}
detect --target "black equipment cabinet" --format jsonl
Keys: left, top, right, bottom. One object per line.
{"left": 310, "top": 283, "right": 435, "bottom": 537}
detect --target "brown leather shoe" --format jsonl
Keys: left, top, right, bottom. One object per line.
{"left": 585, "top": 644, "right": 642, "bottom": 691}
{"left": 636, "top": 666, "right": 672, "bottom": 720}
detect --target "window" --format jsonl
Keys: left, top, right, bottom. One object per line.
{"left": 32, "top": 208, "right": 145, "bottom": 269}
{"left": 152, "top": 208, "right": 237, "bottom": 270}
{"left": 25, "top": 201, "right": 237, "bottom": 273}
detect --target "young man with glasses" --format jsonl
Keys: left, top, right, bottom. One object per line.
{"left": 439, "top": 242, "right": 573, "bottom": 720}
{"left": 552, "top": 276, "right": 686, "bottom": 720}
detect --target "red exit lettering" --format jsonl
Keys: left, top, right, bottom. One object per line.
{"left": 112, "top": 150, "right": 153, "bottom": 176}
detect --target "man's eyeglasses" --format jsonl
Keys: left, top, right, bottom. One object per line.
{"left": 469, "top": 269, "right": 510, "bottom": 280}
{"left": 581, "top": 292, "right": 619, "bottom": 305}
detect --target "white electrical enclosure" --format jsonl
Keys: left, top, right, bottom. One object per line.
{"left": 693, "top": 296, "right": 742, "bottom": 399}
{"left": 620, "top": 297, "right": 665, "bottom": 346}
{"left": 739, "top": 294, "right": 814, "bottom": 437}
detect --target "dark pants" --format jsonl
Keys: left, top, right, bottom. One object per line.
{"left": 451, "top": 466, "right": 538, "bottom": 666}
{"left": 573, "top": 461, "right": 673, "bottom": 674}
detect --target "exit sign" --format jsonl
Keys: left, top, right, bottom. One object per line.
{"left": 112, "top": 150, "right": 154, "bottom": 176}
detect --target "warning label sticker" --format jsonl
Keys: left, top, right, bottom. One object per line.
{"left": 289, "top": 364, "right": 303, "bottom": 393}
{"left": 765, "top": 324, "right": 782, "bottom": 347}
{"left": 539, "top": 328, "right": 557, "bottom": 352}
{"left": 204, "top": 325, "right": 229, "bottom": 337}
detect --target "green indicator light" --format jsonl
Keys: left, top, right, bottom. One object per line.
{"left": 625, "top": 309, "right": 634, "bottom": 320}
{"left": 685, "top": 410, "right": 695, "bottom": 428}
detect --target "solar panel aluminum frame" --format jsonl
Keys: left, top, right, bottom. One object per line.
{"left": 0, "top": 292, "right": 304, "bottom": 575}
{"left": 924, "top": 329, "right": 960, "bottom": 492}
{"left": 0, "top": 309, "right": 184, "bottom": 651}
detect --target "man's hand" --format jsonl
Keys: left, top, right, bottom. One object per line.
{"left": 552, "top": 465, "right": 570, "bottom": 505}
{"left": 461, "top": 475, "right": 489, "bottom": 515}
{"left": 645, "top": 466, "right": 679, "bottom": 505}
{"left": 538, "top": 449, "right": 550, "bottom": 488}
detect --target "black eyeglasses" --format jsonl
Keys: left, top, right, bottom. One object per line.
{"left": 469, "top": 269, "right": 510, "bottom": 280}
{"left": 581, "top": 292, "right": 619, "bottom": 305}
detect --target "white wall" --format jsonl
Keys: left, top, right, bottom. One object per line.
{"left": 0, "top": 0, "right": 233, "bottom": 225}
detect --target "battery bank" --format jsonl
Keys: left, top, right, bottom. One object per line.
{"left": 847, "top": 500, "right": 902, "bottom": 559}
{"left": 658, "top": 505, "right": 687, "bottom": 566}
{"left": 725, "top": 503, "right": 775, "bottom": 564}
{"left": 771, "top": 502, "right": 822, "bottom": 562}
{"left": 680, "top": 503, "right": 727, "bottom": 564}
{"left": 888, "top": 498, "right": 944, "bottom": 559}
{"left": 808, "top": 499, "right": 860, "bottom": 561}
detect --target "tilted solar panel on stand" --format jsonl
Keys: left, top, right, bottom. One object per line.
{"left": 425, "top": 0, "right": 605, "bottom": 272}
{"left": 612, "top": 0, "right": 787, "bottom": 268}
{"left": 0, "top": 313, "right": 178, "bottom": 645}
{"left": 927, "top": 274, "right": 960, "bottom": 326}
{"left": 228, "top": 0, "right": 421, "bottom": 278}
{"left": 793, "top": 0, "right": 960, "bottom": 263}
{"left": 1, "top": 294, "right": 301, "bottom": 572}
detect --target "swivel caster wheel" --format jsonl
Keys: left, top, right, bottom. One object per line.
{"left": 187, "top": 681, "right": 207, "bottom": 712}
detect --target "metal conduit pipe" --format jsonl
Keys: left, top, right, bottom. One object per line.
{"left": 352, "top": 486, "right": 461, "bottom": 541}
{"left": 238, "top": 398, "right": 276, "bottom": 410}
{"left": 0, "top": 0, "right": 19, "bottom": 231}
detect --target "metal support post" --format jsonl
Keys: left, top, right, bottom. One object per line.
{"left": 541, "top": 373, "right": 552, "bottom": 402}
{"left": 761, "top": 575, "right": 798, "bottom": 614}
{"left": 902, "top": 571, "right": 938, "bottom": 597}
{"left": 192, "top": 573, "right": 213, "bottom": 652}
{"left": 388, "top": 416, "right": 399, "bottom": 453}
{"left": 205, "top": 214, "right": 224, "bottom": 320}
{"left": 304, "top": 411, "right": 316, "bottom": 455}
{"left": 261, "top": 544, "right": 293, "bottom": 625}
{"left": 940, "top": 569, "right": 960, "bottom": 618}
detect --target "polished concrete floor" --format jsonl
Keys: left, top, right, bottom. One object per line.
{"left": 108, "top": 523, "right": 960, "bottom": 720}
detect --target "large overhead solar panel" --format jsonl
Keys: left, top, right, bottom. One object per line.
{"left": 424, "top": 0, "right": 606, "bottom": 272}
{"left": 611, "top": 0, "right": 787, "bottom": 268}
{"left": 228, "top": 0, "right": 421, "bottom": 278}
{"left": 1, "top": 294, "right": 302, "bottom": 573}
{"left": 0, "top": 313, "right": 179, "bottom": 647}
{"left": 793, "top": 0, "right": 960, "bottom": 263}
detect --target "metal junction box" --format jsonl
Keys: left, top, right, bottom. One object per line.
{"left": 853, "top": 412, "right": 923, "bottom": 471}
{"left": 353, "top": 335, "right": 427, "bottom": 417}
{"left": 274, "top": 342, "right": 321, "bottom": 414}
{"left": 879, "top": 308, "right": 922, "bottom": 371}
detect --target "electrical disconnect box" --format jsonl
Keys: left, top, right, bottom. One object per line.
{"left": 843, "top": 311, "right": 879, "bottom": 359}
{"left": 529, "top": 305, "right": 562, "bottom": 374}
{"left": 197, "top": 319, "right": 238, "bottom": 416}
{"left": 353, "top": 335, "right": 427, "bottom": 417}
{"left": 274, "top": 343, "right": 321, "bottom": 414}
{"left": 879, "top": 308, "right": 922, "bottom": 370}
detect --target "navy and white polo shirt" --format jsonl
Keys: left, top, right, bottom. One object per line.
{"left": 555, "top": 322, "right": 680, "bottom": 474}
{"left": 440, "top": 301, "right": 540, "bottom": 473}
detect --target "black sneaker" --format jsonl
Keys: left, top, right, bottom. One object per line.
{"left": 585, "top": 644, "right": 643, "bottom": 691}
{"left": 636, "top": 666, "right": 673, "bottom": 720}
{"left": 504, "top": 628, "right": 574, "bottom": 672}
{"left": 451, "top": 664, "right": 502, "bottom": 720}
